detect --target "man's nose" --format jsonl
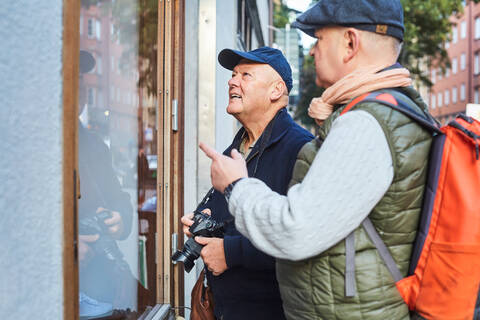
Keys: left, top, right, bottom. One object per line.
{"left": 228, "top": 75, "right": 239, "bottom": 87}
{"left": 309, "top": 45, "right": 315, "bottom": 57}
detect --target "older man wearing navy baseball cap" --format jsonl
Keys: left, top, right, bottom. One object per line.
{"left": 181, "top": 46, "right": 313, "bottom": 320}
{"left": 198, "top": 1, "right": 436, "bottom": 319}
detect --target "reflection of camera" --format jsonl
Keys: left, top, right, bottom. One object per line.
{"left": 172, "top": 209, "right": 226, "bottom": 272}
{"left": 79, "top": 210, "right": 124, "bottom": 261}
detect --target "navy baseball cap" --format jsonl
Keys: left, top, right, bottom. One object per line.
{"left": 218, "top": 46, "right": 293, "bottom": 93}
{"left": 292, "top": 0, "right": 405, "bottom": 41}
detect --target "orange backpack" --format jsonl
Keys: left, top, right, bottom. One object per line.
{"left": 343, "top": 90, "right": 480, "bottom": 319}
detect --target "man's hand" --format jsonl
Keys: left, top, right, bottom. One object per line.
{"left": 79, "top": 234, "right": 99, "bottom": 265}
{"left": 181, "top": 209, "right": 211, "bottom": 238}
{"left": 199, "top": 142, "right": 248, "bottom": 193}
{"left": 98, "top": 208, "right": 124, "bottom": 239}
{"left": 195, "top": 236, "right": 228, "bottom": 276}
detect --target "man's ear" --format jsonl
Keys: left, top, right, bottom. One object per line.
{"left": 270, "top": 80, "right": 285, "bottom": 101}
{"left": 343, "top": 28, "right": 360, "bottom": 64}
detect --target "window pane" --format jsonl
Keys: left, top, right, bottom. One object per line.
{"left": 78, "top": 0, "right": 158, "bottom": 317}
{"left": 476, "top": 17, "right": 480, "bottom": 39}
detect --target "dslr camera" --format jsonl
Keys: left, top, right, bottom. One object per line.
{"left": 172, "top": 209, "right": 226, "bottom": 272}
{"left": 79, "top": 209, "right": 125, "bottom": 262}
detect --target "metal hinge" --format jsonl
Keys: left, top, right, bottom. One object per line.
{"left": 171, "top": 233, "right": 178, "bottom": 264}
{"left": 155, "top": 232, "right": 158, "bottom": 265}
{"left": 172, "top": 99, "right": 178, "bottom": 132}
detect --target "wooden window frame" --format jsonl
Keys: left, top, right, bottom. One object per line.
{"left": 62, "top": 0, "right": 185, "bottom": 318}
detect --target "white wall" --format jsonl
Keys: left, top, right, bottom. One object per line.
{"left": 183, "top": 1, "right": 271, "bottom": 317}
{"left": 0, "top": 0, "right": 64, "bottom": 319}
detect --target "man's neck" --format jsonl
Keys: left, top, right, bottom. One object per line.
{"left": 242, "top": 121, "right": 268, "bottom": 150}
{"left": 240, "top": 110, "right": 280, "bottom": 150}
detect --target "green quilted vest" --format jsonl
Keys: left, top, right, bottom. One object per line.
{"left": 277, "top": 88, "right": 433, "bottom": 320}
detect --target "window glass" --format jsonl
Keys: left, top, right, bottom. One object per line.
{"left": 438, "top": 92, "right": 443, "bottom": 107}
{"left": 475, "top": 88, "right": 479, "bottom": 104}
{"left": 78, "top": 0, "right": 158, "bottom": 317}
{"left": 476, "top": 17, "right": 480, "bottom": 39}
{"left": 452, "top": 57, "right": 458, "bottom": 74}
{"left": 452, "top": 26, "right": 458, "bottom": 43}
{"left": 431, "top": 93, "right": 436, "bottom": 109}
{"left": 461, "top": 83, "right": 466, "bottom": 101}
{"left": 237, "top": 0, "right": 252, "bottom": 50}
{"left": 445, "top": 89, "right": 450, "bottom": 106}
{"left": 461, "top": 53, "right": 466, "bottom": 70}
{"left": 461, "top": 21, "right": 467, "bottom": 39}
{"left": 475, "top": 53, "right": 479, "bottom": 75}
{"left": 453, "top": 87, "right": 458, "bottom": 103}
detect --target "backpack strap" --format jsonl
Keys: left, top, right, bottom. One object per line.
{"left": 345, "top": 231, "right": 357, "bottom": 297}
{"left": 341, "top": 90, "right": 442, "bottom": 135}
{"left": 341, "top": 89, "right": 439, "bottom": 297}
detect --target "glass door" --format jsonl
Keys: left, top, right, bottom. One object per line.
{"left": 77, "top": 0, "right": 162, "bottom": 317}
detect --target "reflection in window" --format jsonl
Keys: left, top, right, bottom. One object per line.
{"left": 88, "top": 18, "right": 94, "bottom": 38}
{"left": 78, "top": 0, "right": 158, "bottom": 317}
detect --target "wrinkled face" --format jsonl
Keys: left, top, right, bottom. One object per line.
{"left": 227, "top": 61, "right": 276, "bottom": 121}
{"left": 309, "top": 27, "right": 345, "bottom": 88}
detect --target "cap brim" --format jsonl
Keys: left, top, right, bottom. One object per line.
{"left": 291, "top": 21, "right": 319, "bottom": 38}
{"left": 218, "top": 49, "right": 267, "bottom": 70}
{"left": 80, "top": 50, "right": 96, "bottom": 74}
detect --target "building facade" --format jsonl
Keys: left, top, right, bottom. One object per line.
{"left": 1, "top": 0, "right": 273, "bottom": 319}
{"left": 429, "top": 1, "right": 480, "bottom": 123}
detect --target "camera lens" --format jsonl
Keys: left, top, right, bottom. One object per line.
{"left": 172, "top": 250, "right": 196, "bottom": 272}
{"left": 171, "top": 237, "right": 204, "bottom": 272}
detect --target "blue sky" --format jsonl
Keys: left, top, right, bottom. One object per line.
{"left": 285, "top": 0, "right": 316, "bottom": 51}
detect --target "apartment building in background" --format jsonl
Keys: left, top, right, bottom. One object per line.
{"left": 429, "top": 1, "right": 480, "bottom": 123}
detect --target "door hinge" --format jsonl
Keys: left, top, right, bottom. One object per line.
{"left": 172, "top": 99, "right": 178, "bottom": 132}
{"left": 171, "top": 233, "right": 178, "bottom": 264}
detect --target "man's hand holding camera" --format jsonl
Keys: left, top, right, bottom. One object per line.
{"left": 78, "top": 207, "right": 124, "bottom": 265}
{"left": 180, "top": 208, "right": 228, "bottom": 276}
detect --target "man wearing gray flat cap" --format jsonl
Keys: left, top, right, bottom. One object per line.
{"left": 198, "top": 0, "right": 436, "bottom": 319}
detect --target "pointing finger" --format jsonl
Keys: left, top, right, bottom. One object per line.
{"left": 199, "top": 142, "right": 219, "bottom": 160}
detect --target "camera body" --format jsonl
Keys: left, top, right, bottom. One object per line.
{"left": 79, "top": 209, "right": 124, "bottom": 261}
{"left": 172, "top": 209, "right": 226, "bottom": 272}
